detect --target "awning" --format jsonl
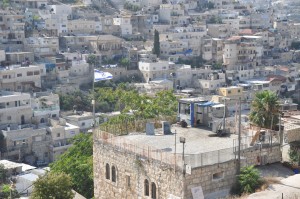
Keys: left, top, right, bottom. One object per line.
{"left": 211, "top": 104, "right": 225, "bottom": 108}
{"left": 196, "top": 101, "right": 216, "bottom": 107}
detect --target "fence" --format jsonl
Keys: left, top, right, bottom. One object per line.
{"left": 95, "top": 130, "right": 260, "bottom": 169}
{"left": 99, "top": 116, "right": 177, "bottom": 135}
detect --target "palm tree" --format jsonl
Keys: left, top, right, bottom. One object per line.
{"left": 249, "top": 90, "right": 279, "bottom": 129}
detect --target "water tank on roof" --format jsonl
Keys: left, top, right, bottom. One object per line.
{"left": 162, "top": 121, "right": 171, "bottom": 135}
{"left": 146, "top": 122, "right": 155, "bottom": 135}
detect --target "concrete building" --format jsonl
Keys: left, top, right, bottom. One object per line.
{"left": 113, "top": 16, "right": 133, "bottom": 36}
{"left": 64, "top": 111, "right": 100, "bottom": 132}
{"left": 223, "top": 35, "right": 263, "bottom": 70}
{"left": 0, "top": 64, "right": 45, "bottom": 92}
{"left": 5, "top": 52, "right": 34, "bottom": 65}
{"left": 24, "top": 37, "right": 59, "bottom": 57}
{"left": 31, "top": 92, "right": 60, "bottom": 125}
{"left": 67, "top": 19, "right": 102, "bottom": 34}
{"left": 2, "top": 127, "right": 50, "bottom": 163}
{"left": 47, "top": 118, "right": 80, "bottom": 161}
{"left": 138, "top": 60, "right": 173, "bottom": 82}
{"left": 0, "top": 11, "right": 25, "bottom": 51}
{"left": 196, "top": 72, "right": 226, "bottom": 95}
{"left": 91, "top": 35, "right": 123, "bottom": 59}
{"left": 0, "top": 91, "right": 32, "bottom": 127}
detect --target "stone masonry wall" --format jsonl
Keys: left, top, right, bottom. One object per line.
{"left": 286, "top": 127, "right": 300, "bottom": 143}
{"left": 93, "top": 137, "right": 184, "bottom": 199}
{"left": 242, "top": 144, "right": 282, "bottom": 166}
{"left": 185, "top": 160, "right": 237, "bottom": 199}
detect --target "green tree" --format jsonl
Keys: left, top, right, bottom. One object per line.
{"left": 249, "top": 90, "right": 280, "bottom": 129}
{"left": 59, "top": 91, "right": 91, "bottom": 111}
{"left": 289, "top": 148, "right": 300, "bottom": 166}
{"left": 50, "top": 133, "right": 93, "bottom": 198}
{"left": 0, "top": 184, "right": 19, "bottom": 199}
{"left": 119, "top": 58, "right": 130, "bottom": 67}
{"left": 153, "top": 29, "right": 160, "bottom": 57}
{"left": 31, "top": 172, "right": 74, "bottom": 199}
{"left": 87, "top": 54, "right": 98, "bottom": 66}
{"left": 1, "top": 0, "right": 9, "bottom": 9}
{"left": 238, "top": 166, "right": 262, "bottom": 194}
{"left": 0, "top": 164, "right": 6, "bottom": 184}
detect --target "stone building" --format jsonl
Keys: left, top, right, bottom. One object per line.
{"left": 94, "top": 124, "right": 282, "bottom": 199}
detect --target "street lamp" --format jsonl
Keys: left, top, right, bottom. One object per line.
{"left": 180, "top": 137, "right": 186, "bottom": 176}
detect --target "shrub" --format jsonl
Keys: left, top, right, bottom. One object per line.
{"left": 238, "top": 166, "right": 263, "bottom": 194}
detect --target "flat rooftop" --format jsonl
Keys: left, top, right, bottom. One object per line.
{"left": 113, "top": 126, "right": 238, "bottom": 155}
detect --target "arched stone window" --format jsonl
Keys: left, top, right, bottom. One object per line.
{"left": 111, "top": 166, "right": 116, "bottom": 182}
{"left": 105, "top": 163, "right": 110, "bottom": 180}
{"left": 151, "top": 182, "right": 157, "bottom": 199}
{"left": 144, "top": 179, "right": 149, "bottom": 196}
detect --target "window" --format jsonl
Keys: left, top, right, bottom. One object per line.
{"left": 126, "top": 175, "right": 130, "bottom": 188}
{"left": 17, "top": 73, "right": 22, "bottom": 77}
{"left": 144, "top": 179, "right": 149, "bottom": 196}
{"left": 213, "top": 171, "right": 224, "bottom": 180}
{"left": 111, "top": 166, "right": 116, "bottom": 182}
{"left": 34, "top": 71, "right": 40, "bottom": 75}
{"left": 3, "top": 75, "right": 7, "bottom": 79}
{"left": 27, "top": 71, "right": 33, "bottom": 76}
{"left": 105, "top": 163, "right": 110, "bottom": 180}
{"left": 228, "top": 90, "right": 231, "bottom": 94}
{"left": 57, "top": 133, "right": 60, "bottom": 137}
{"left": 82, "top": 122, "right": 85, "bottom": 126}
{"left": 151, "top": 182, "right": 157, "bottom": 199}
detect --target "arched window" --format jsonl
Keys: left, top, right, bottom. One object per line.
{"left": 105, "top": 163, "right": 110, "bottom": 180}
{"left": 151, "top": 182, "right": 157, "bottom": 199}
{"left": 111, "top": 166, "right": 116, "bottom": 182}
{"left": 144, "top": 179, "right": 149, "bottom": 196}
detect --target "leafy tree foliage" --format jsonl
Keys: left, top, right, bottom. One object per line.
{"left": 249, "top": 90, "right": 279, "bottom": 129}
{"left": 119, "top": 58, "right": 130, "bottom": 67}
{"left": 238, "top": 166, "right": 262, "bottom": 194}
{"left": 50, "top": 133, "right": 93, "bottom": 198}
{"left": 289, "top": 148, "right": 300, "bottom": 165}
{"left": 86, "top": 54, "right": 99, "bottom": 66}
{"left": 0, "top": 184, "right": 19, "bottom": 199}
{"left": 59, "top": 91, "right": 91, "bottom": 111}
{"left": 124, "top": 2, "right": 141, "bottom": 11}
{"left": 153, "top": 29, "right": 160, "bottom": 57}
{"left": 207, "top": 15, "right": 222, "bottom": 24}
{"left": 177, "top": 56, "right": 205, "bottom": 68}
{"left": 31, "top": 172, "right": 74, "bottom": 199}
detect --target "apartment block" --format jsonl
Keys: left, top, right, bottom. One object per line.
{"left": 0, "top": 64, "right": 45, "bottom": 92}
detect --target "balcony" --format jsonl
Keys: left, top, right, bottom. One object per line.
{"left": 50, "top": 140, "right": 72, "bottom": 152}
{"left": 33, "top": 105, "right": 59, "bottom": 116}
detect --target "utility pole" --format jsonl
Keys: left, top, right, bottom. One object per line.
{"left": 237, "top": 98, "right": 242, "bottom": 175}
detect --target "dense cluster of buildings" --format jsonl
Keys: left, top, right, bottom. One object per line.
{"left": 0, "top": 0, "right": 300, "bottom": 198}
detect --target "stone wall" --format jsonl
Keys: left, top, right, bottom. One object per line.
{"left": 241, "top": 144, "right": 282, "bottom": 166}
{"left": 93, "top": 137, "right": 184, "bottom": 199}
{"left": 185, "top": 160, "right": 237, "bottom": 199}
{"left": 94, "top": 134, "right": 282, "bottom": 199}
{"left": 286, "top": 127, "right": 300, "bottom": 143}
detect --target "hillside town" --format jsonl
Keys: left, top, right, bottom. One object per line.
{"left": 0, "top": 0, "right": 300, "bottom": 198}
